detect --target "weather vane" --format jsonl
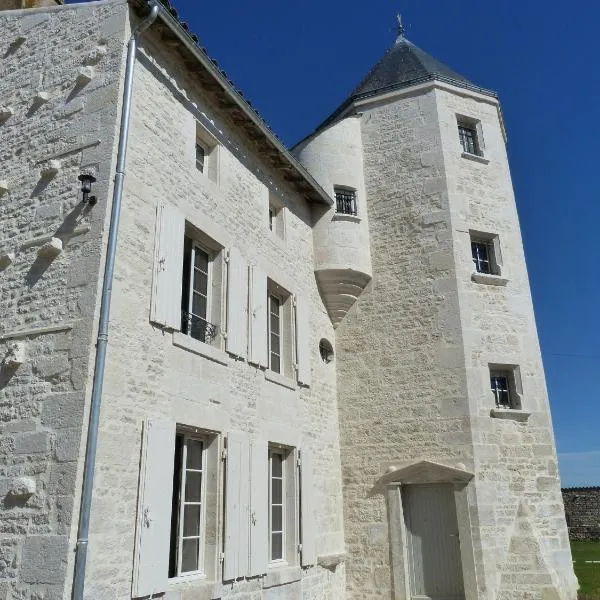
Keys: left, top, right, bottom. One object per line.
{"left": 396, "top": 13, "right": 406, "bottom": 38}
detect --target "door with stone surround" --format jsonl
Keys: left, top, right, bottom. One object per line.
{"left": 402, "top": 484, "right": 465, "bottom": 600}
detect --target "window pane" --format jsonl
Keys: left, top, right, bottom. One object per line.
{"left": 185, "top": 471, "right": 203, "bottom": 502}
{"left": 186, "top": 440, "right": 203, "bottom": 470}
{"left": 183, "top": 504, "right": 201, "bottom": 537}
{"left": 271, "top": 505, "right": 283, "bottom": 531}
{"left": 271, "top": 533, "right": 283, "bottom": 561}
{"left": 271, "top": 477, "right": 282, "bottom": 505}
{"left": 192, "top": 294, "right": 207, "bottom": 319}
{"left": 193, "top": 270, "right": 208, "bottom": 295}
{"left": 181, "top": 538, "right": 199, "bottom": 573}
{"left": 271, "top": 453, "right": 283, "bottom": 477}
{"left": 194, "top": 249, "right": 209, "bottom": 272}
{"left": 270, "top": 332, "right": 280, "bottom": 355}
{"left": 270, "top": 311, "right": 280, "bottom": 334}
{"left": 270, "top": 354, "right": 280, "bottom": 374}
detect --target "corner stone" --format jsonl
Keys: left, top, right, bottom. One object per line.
{"left": 21, "top": 536, "right": 68, "bottom": 584}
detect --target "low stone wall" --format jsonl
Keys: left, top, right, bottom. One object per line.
{"left": 562, "top": 487, "right": 600, "bottom": 540}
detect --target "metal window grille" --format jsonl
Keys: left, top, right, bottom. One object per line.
{"left": 269, "top": 295, "right": 281, "bottom": 373}
{"left": 195, "top": 142, "right": 206, "bottom": 173}
{"left": 471, "top": 240, "right": 492, "bottom": 274}
{"left": 490, "top": 373, "right": 511, "bottom": 408}
{"left": 458, "top": 124, "right": 480, "bottom": 156}
{"left": 181, "top": 242, "right": 218, "bottom": 343}
{"left": 335, "top": 188, "right": 357, "bottom": 216}
{"left": 269, "top": 449, "right": 285, "bottom": 562}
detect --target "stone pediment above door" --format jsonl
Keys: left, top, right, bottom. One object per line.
{"left": 373, "top": 460, "right": 474, "bottom": 494}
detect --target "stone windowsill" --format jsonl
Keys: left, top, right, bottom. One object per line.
{"left": 490, "top": 408, "right": 531, "bottom": 422}
{"left": 172, "top": 331, "right": 228, "bottom": 366}
{"left": 461, "top": 151, "right": 490, "bottom": 165}
{"left": 332, "top": 213, "right": 361, "bottom": 224}
{"left": 262, "top": 565, "right": 302, "bottom": 589}
{"left": 471, "top": 272, "right": 508, "bottom": 287}
{"left": 264, "top": 369, "right": 297, "bottom": 390}
{"left": 317, "top": 552, "right": 347, "bottom": 570}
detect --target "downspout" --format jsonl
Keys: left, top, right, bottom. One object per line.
{"left": 71, "top": 3, "right": 159, "bottom": 599}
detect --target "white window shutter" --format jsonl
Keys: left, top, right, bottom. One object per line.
{"left": 226, "top": 247, "right": 248, "bottom": 359}
{"left": 294, "top": 294, "right": 312, "bottom": 385}
{"left": 300, "top": 447, "right": 317, "bottom": 566}
{"left": 493, "top": 236, "right": 503, "bottom": 273}
{"left": 132, "top": 419, "right": 176, "bottom": 598}
{"left": 224, "top": 431, "right": 250, "bottom": 580}
{"left": 150, "top": 202, "right": 185, "bottom": 329}
{"left": 249, "top": 439, "right": 268, "bottom": 576}
{"left": 248, "top": 265, "right": 268, "bottom": 368}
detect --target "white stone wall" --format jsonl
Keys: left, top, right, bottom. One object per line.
{"left": 0, "top": 2, "right": 128, "bottom": 599}
{"left": 80, "top": 22, "right": 346, "bottom": 600}
{"left": 436, "top": 86, "right": 578, "bottom": 599}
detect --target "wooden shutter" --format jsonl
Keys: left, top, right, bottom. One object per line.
{"left": 492, "top": 236, "right": 503, "bottom": 274}
{"left": 249, "top": 439, "right": 268, "bottom": 576}
{"left": 224, "top": 431, "right": 250, "bottom": 580}
{"left": 299, "top": 447, "right": 317, "bottom": 566}
{"left": 248, "top": 265, "right": 268, "bottom": 368}
{"left": 132, "top": 419, "right": 176, "bottom": 598}
{"left": 150, "top": 202, "right": 185, "bottom": 330}
{"left": 226, "top": 247, "right": 248, "bottom": 359}
{"left": 294, "top": 294, "right": 311, "bottom": 385}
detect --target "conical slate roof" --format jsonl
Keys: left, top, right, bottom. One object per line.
{"left": 350, "top": 35, "right": 477, "bottom": 99}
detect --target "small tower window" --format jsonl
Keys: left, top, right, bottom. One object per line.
{"left": 470, "top": 232, "right": 502, "bottom": 276}
{"left": 334, "top": 186, "right": 357, "bottom": 216}
{"left": 489, "top": 365, "right": 523, "bottom": 410}
{"left": 457, "top": 116, "right": 484, "bottom": 158}
{"left": 490, "top": 372, "right": 511, "bottom": 408}
{"left": 195, "top": 142, "right": 206, "bottom": 173}
{"left": 471, "top": 240, "right": 492, "bottom": 274}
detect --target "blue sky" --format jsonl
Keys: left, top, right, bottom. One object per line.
{"left": 80, "top": 0, "right": 600, "bottom": 485}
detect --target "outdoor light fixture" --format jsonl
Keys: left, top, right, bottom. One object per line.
{"left": 78, "top": 173, "right": 97, "bottom": 206}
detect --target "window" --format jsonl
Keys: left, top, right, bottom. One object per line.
{"left": 266, "top": 280, "right": 294, "bottom": 379}
{"left": 319, "top": 338, "right": 334, "bottom": 364}
{"left": 334, "top": 186, "right": 357, "bottom": 216}
{"left": 269, "top": 448, "right": 285, "bottom": 562}
{"left": 180, "top": 228, "right": 224, "bottom": 348}
{"left": 169, "top": 433, "right": 207, "bottom": 577}
{"left": 457, "top": 116, "right": 484, "bottom": 157}
{"left": 269, "top": 295, "right": 282, "bottom": 374}
{"left": 268, "top": 193, "right": 285, "bottom": 239}
{"left": 470, "top": 231, "right": 502, "bottom": 276}
{"left": 195, "top": 122, "right": 219, "bottom": 183}
{"left": 489, "top": 365, "right": 522, "bottom": 409}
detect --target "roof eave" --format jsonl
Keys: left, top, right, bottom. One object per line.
{"left": 129, "top": 0, "right": 333, "bottom": 207}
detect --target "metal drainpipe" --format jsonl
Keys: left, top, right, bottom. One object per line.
{"left": 71, "top": 3, "right": 159, "bottom": 599}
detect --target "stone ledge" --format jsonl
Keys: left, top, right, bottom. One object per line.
{"left": 471, "top": 272, "right": 508, "bottom": 286}
{"left": 262, "top": 565, "right": 302, "bottom": 589}
{"left": 331, "top": 213, "right": 361, "bottom": 224}
{"left": 264, "top": 369, "right": 297, "bottom": 390}
{"left": 461, "top": 151, "right": 490, "bottom": 165}
{"left": 490, "top": 408, "right": 531, "bottom": 422}
{"left": 172, "top": 331, "right": 228, "bottom": 366}
{"left": 317, "top": 552, "right": 346, "bottom": 571}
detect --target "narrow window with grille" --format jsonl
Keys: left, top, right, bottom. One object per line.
{"left": 490, "top": 372, "right": 511, "bottom": 408}
{"left": 334, "top": 186, "right": 357, "bottom": 216}
{"left": 471, "top": 240, "right": 493, "bottom": 274}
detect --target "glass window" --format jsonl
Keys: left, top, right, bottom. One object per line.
{"left": 195, "top": 142, "right": 206, "bottom": 173}
{"left": 334, "top": 187, "right": 357, "bottom": 216}
{"left": 458, "top": 124, "right": 481, "bottom": 156}
{"left": 269, "top": 449, "right": 285, "bottom": 562}
{"left": 490, "top": 372, "right": 511, "bottom": 408}
{"left": 269, "top": 295, "right": 282, "bottom": 374}
{"left": 471, "top": 240, "right": 492, "bottom": 274}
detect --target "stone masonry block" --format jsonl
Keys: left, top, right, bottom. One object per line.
{"left": 21, "top": 536, "right": 68, "bottom": 584}
{"left": 41, "top": 392, "right": 84, "bottom": 428}
{"left": 14, "top": 431, "right": 49, "bottom": 455}
{"left": 55, "top": 428, "right": 80, "bottom": 462}
{"left": 33, "top": 354, "right": 70, "bottom": 379}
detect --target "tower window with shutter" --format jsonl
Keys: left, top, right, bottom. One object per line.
{"left": 169, "top": 433, "right": 207, "bottom": 577}
{"left": 469, "top": 231, "right": 502, "bottom": 276}
{"left": 457, "top": 116, "right": 484, "bottom": 157}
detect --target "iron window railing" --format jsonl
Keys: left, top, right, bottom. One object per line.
{"left": 181, "top": 310, "right": 218, "bottom": 344}
{"left": 334, "top": 187, "right": 357, "bottom": 216}
{"left": 458, "top": 124, "right": 481, "bottom": 156}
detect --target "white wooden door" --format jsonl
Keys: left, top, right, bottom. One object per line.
{"left": 402, "top": 484, "right": 465, "bottom": 600}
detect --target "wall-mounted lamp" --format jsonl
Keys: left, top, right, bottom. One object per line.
{"left": 78, "top": 173, "right": 97, "bottom": 206}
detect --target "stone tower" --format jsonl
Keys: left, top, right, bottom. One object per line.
{"left": 295, "top": 29, "right": 578, "bottom": 600}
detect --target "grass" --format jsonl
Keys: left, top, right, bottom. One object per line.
{"left": 572, "top": 540, "right": 600, "bottom": 599}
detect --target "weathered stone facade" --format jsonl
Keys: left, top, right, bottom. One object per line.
{"left": 563, "top": 487, "right": 600, "bottom": 540}
{"left": 0, "top": 1, "right": 578, "bottom": 600}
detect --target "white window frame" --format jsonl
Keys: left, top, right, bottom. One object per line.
{"left": 268, "top": 294, "right": 283, "bottom": 375}
{"left": 185, "top": 242, "right": 212, "bottom": 333}
{"left": 268, "top": 193, "right": 286, "bottom": 239}
{"left": 457, "top": 114, "right": 486, "bottom": 159}
{"left": 488, "top": 364, "right": 523, "bottom": 410}
{"left": 171, "top": 433, "right": 208, "bottom": 580}
{"left": 195, "top": 141, "right": 207, "bottom": 174}
{"left": 195, "top": 122, "right": 220, "bottom": 184}
{"left": 269, "top": 447, "right": 287, "bottom": 565}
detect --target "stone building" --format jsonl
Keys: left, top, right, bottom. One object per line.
{"left": 0, "top": 0, "right": 578, "bottom": 599}
{"left": 563, "top": 487, "right": 600, "bottom": 540}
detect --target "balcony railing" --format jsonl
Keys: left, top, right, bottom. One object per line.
{"left": 181, "top": 310, "right": 218, "bottom": 344}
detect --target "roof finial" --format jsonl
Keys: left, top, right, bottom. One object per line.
{"left": 396, "top": 13, "right": 406, "bottom": 39}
